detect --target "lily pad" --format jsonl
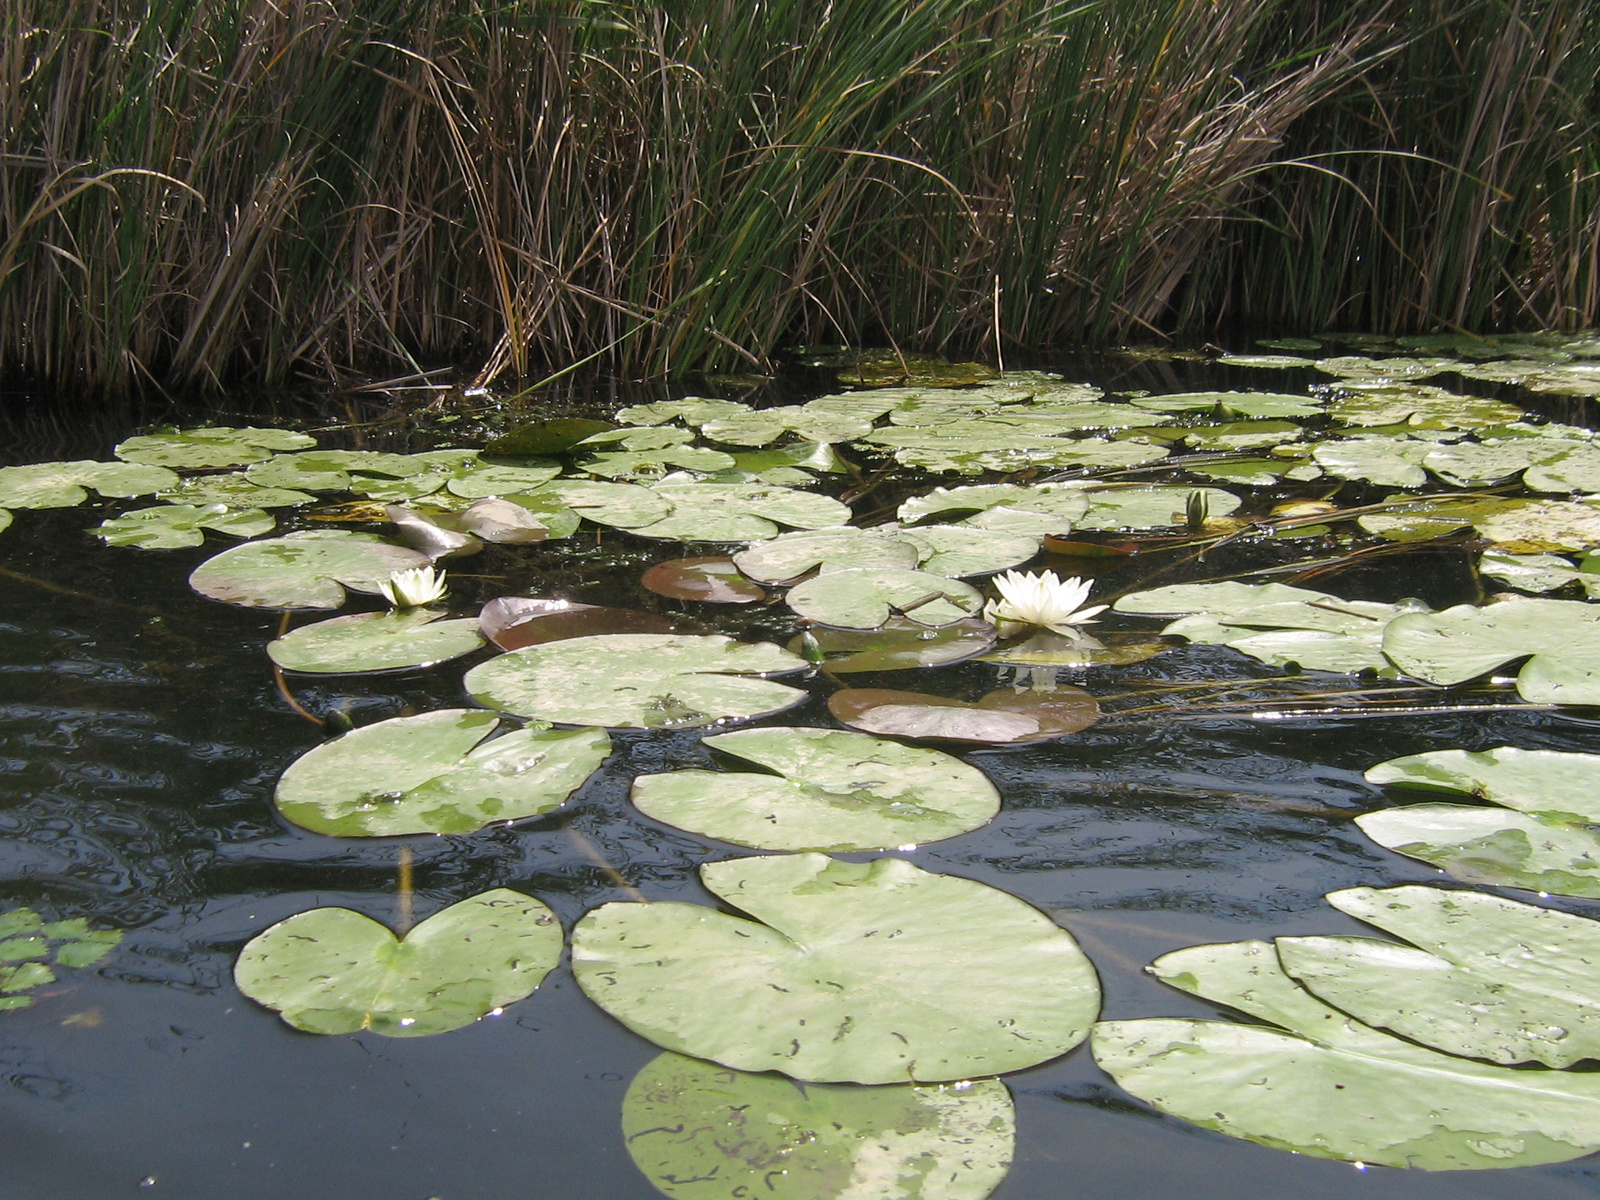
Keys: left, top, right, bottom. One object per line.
{"left": 622, "top": 1052, "right": 1015, "bottom": 1200}
{"left": 1328, "top": 385, "right": 1523, "bottom": 429}
{"left": 0, "top": 510, "right": 10, "bottom": 536}
{"left": 1480, "top": 551, "right": 1600, "bottom": 597}
{"left": 1114, "top": 581, "right": 1333, "bottom": 617}
{"left": 1214, "top": 355, "right": 1317, "bottom": 369}
{"left": 898, "top": 526, "right": 1040, "bottom": 577}
{"left": 114, "top": 426, "right": 316, "bottom": 469}
{"left": 482, "top": 417, "right": 615, "bottom": 456}
{"left": 828, "top": 686, "right": 1100, "bottom": 743}
{"left": 445, "top": 459, "right": 563, "bottom": 498}
{"left": 1181, "top": 420, "right": 1303, "bottom": 452}
{"left": 0, "top": 460, "right": 179, "bottom": 508}
{"left": 189, "top": 530, "right": 430, "bottom": 609}
{"left": 519, "top": 479, "right": 671, "bottom": 529}
{"left": 615, "top": 397, "right": 752, "bottom": 426}
{"left": 1092, "top": 938, "right": 1600, "bottom": 1170}
{"left": 1422, "top": 441, "right": 1549, "bottom": 487}
{"left": 274, "top": 709, "right": 609, "bottom": 836}
{"left": 465, "top": 633, "right": 807, "bottom": 728}
{"left": 1382, "top": 598, "right": 1600, "bottom": 702}
{"left": 632, "top": 483, "right": 852, "bottom": 541}
{"left": 155, "top": 472, "right": 315, "bottom": 509}
{"left": 478, "top": 598, "right": 675, "bottom": 651}
{"left": 243, "top": 450, "right": 423, "bottom": 492}
{"left": 733, "top": 528, "right": 921, "bottom": 583}
{"left": 786, "top": 568, "right": 983, "bottom": 630}
{"left": 234, "top": 889, "right": 562, "bottom": 1035}
{"left": 790, "top": 618, "right": 997, "bottom": 673}
{"left": 267, "top": 609, "right": 485, "bottom": 674}
{"left": 571, "top": 853, "right": 1100, "bottom": 1083}
{"left": 1135, "top": 393, "right": 1323, "bottom": 419}
{"left": 1472, "top": 500, "right": 1600, "bottom": 553}
{"left": 641, "top": 557, "right": 767, "bottom": 603}
{"left": 97, "top": 504, "right": 275, "bottom": 549}
{"left": 1312, "top": 438, "right": 1432, "bottom": 487}
{"left": 1355, "top": 804, "right": 1600, "bottom": 898}
{"left": 1277, "top": 885, "right": 1600, "bottom": 1068}
{"left": 979, "top": 630, "right": 1172, "bottom": 667}
{"left": 1075, "top": 486, "right": 1241, "bottom": 531}
{"left": 632, "top": 727, "right": 1000, "bottom": 852}
{"left": 701, "top": 407, "right": 874, "bottom": 447}
{"left": 899, "top": 484, "right": 1091, "bottom": 535}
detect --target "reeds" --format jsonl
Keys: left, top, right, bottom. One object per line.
{"left": 1, "top": 0, "right": 1595, "bottom": 395}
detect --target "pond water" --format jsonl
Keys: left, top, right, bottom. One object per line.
{"left": 4, "top": 346, "right": 1600, "bottom": 1199}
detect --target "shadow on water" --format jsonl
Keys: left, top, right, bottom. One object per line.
{"left": 2, "top": 357, "right": 1600, "bottom": 1199}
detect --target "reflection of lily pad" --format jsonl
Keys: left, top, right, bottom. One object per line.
{"left": 1093, "top": 939, "right": 1600, "bottom": 1170}
{"left": 466, "top": 633, "right": 806, "bottom": 728}
{"left": 267, "top": 609, "right": 485, "bottom": 674}
{"left": 632, "top": 726, "right": 1000, "bottom": 851}
{"left": 829, "top": 686, "right": 1100, "bottom": 743}
{"left": 1279, "top": 884, "right": 1600, "bottom": 1068}
{"left": 622, "top": 1052, "right": 1015, "bottom": 1200}
{"left": 786, "top": 568, "right": 983, "bottom": 629}
{"left": 189, "top": 531, "right": 430, "bottom": 609}
{"left": 97, "top": 504, "right": 275, "bottom": 549}
{"left": 572, "top": 853, "right": 1100, "bottom": 1083}
{"left": 114, "top": 426, "right": 316, "bottom": 469}
{"left": 234, "top": 889, "right": 562, "bottom": 1036}
{"left": 0, "top": 460, "right": 179, "bottom": 508}
{"left": 1383, "top": 598, "right": 1600, "bottom": 701}
{"left": 274, "top": 709, "right": 609, "bottom": 836}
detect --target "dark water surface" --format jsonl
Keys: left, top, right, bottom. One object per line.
{"left": 3, "top": 361, "right": 1600, "bottom": 1199}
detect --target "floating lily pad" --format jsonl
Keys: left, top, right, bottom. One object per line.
{"left": 641, "top": 557, "right": 767, "bottom": 603}
{"left": 1422, "top": 440, "right": 1549, "bottom": 487}
{"left": 632, "top": 727, "right": 1000, "bottom": 852}
{"left": 1383, "top": 598, "right": 1600, "bottom": 702}
{"left": 898, "top": 526, "right": 1040, "bottom": 577}
{"left": 156, "top": 472, "right": 315, "bottom": 509}
{"left": 1182, "top": 420, "right": 1303, "bottom": 452}
{"left": 1317, "top": 356, "right": 1453, "bottom": 383}
{"left": 622, "top": 1052, "right": 1015, "bottom": 1200}
{"left": 1472, "top": 501, "right": 1600, "bottom": 553}
{"left": 790, "top": 618, "right": 997, "bottom": 672}
{"left": 733, "top": 528, "right": 920, "bottom": 583}
{"left": 482, "top": 418, "right": 615, "bottom": 456}
{"left": 0, "top": 908, "right": 121, "bottom": 1008}
{"left": 572, "top": 854, "right": 1100, "bottom": 1084}
{"left": 519, "top": 479, "right": 671, "bottom": 529}
{"left": 582, "top": 446, "right": 739, "bottom": 480}
{"left": 243, "top": 450, "right": 423, "bottom": 492}
{"left": 234, "top": 889, "right": 562, "bottom": 1036}
{"left": 1357, "top": 804, "right": 1600, "bottom": 899}
{"left": 478, "top": 598, "right": 675, "bottom": 651}
{"left": 899, "top": 484, "right": 1091, "bottom": 534}
{"left": 1278, "top": 885, "right": 1600, "bottom": 1068}
{"left": 1328, "top": 386, "right": 1523, "bottom": 429}
{"left": 0, "top": 460, "right": 178, "bottom": 508}
{"left": 786, "top": 568, "right": 983, "bottom": 629}
{"left": 701, "top": 407, "right": 873, "bottom": 447}
{"left": 615, "top": 397, "right": 752, "bottom": 426}
{"left": 466, "top": 633, "right": 807, "bottom": 728}
{"left": 1214, "top": 355, "right": 1317, "bottom": 369}
{"left": 1092, "top": 939, "right": 1600, "bottom": 1170}
{"left": 268, "top": 609, "right": 484, "bottom": 674}
{"left": 1356, "top": 496, "right": 1513, "bottom": 543}
{"left": 1075, "top": 486, "right": 1240, "bottom": 531}
{"left": 1113, "top": 580, "right": 1332, "bottom": 616}
{"left": 632, "top": 483, "right": 852, "bottom": 541}
{"left": 96, "top": 504, "right": 275, "bottom": 549}
{"left": 979, "top": 630, "right": 1172, "bottom": 667}
{"left": 1524, "top": 443, "right": 1600, "bottom": 493}
{"left": 274, "top": 709, "right": 609, "bottom": 836}
{"left": 1188, "top": 458, "right": 1320, "bottom": 486}
{"left": 0, "top": 510, "right": 11, "bottom": 536}
{"left": 189, "top": 531, "right": 430, "bottom": 609}
{"left": 1480, "top": 550, "right": 1600, "bottom": 597}
{"left": 114, "top": 426, "right": 316, "bottom": 469}
{"left": 828, "top": 686, "right": 1100, "bottom": 743}
{"left": 386, "top": 506, "right": 479, "bottom": 561}
{"left": 878, "top": 429, "right": 1167, "bottom": 475}
{"left": 445, "top": 460, "right": 563, "bottom": 498}
{"left": 1313, "top": 438, "right": 1432, "bottom": 487}
{"left": 1160, "top": 595, "right": 1427, "bottom": 674}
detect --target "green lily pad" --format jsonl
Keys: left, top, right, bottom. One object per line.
{"left": 632, "top": 727, "right": 1000, "bottom": 852}
{"left": 614, "top": 397, "right": 753, "bottom": 426}
{"left": 0, "top": 510, "right": 11, "bottom": 536}
{"left": 622, "top": 1052, "right": 1015, "bottom": 1200}
{"left": 1113, "top": 580, "right": 1333, "bottom": 616}
{"left": 899, "top": 484, "right": 1091, "bottom": 534}
{"left": 1366, "top": 745, "right": 1600, "bottom": 825}
{"left": 1214, "top": 354, "right": 1317, "bottom": 369}
{"left": 114, "top": 426, "right": 316, "bottom": 469}
{"left": 733, "top": 528, "right": 920, "bottom": 583}
{"left": 572, "top": 854, "right": 1100, "bottom": 1084}
{"left": 96, "top": 504, "right": 275, "bottom": 549}
{"left": 188, "top": 530, "right": 431, "bottom": 609}
{"left": 0, "top": 460, "right": 179, "bottom": 508}
{"left": 1328, "top": 385, "right": 1523, "bottom": 429}
{"left": 1524, "top": 443, "right": 1600, "bottom": 493}
{"left": 1313, "top": 438, "right": 1432, "bottom": 487}
{"left": 581, "top": 446, "right": 739, "bottom": 480}
{"left": 701, "top": 407, "right": 874, "bottom": 447}
{"left": 1188, "top": 458, "right": 1321, "bottom": 486}
{"left": 517, "top": 479, "right": 670, "bottom": 529}
{"left": 155, "top": 472, "right": 315, "bottom": 508}
{"left": 1278, "top": 885, "right": 1600, "bottom": 1068}
{"left": 1159, "top": 595, "right": 1426, "bottom": 674}
{"left": 243, "top": 450, "right": 424, "bottom": 492}
{"left": 877, "top": 428, "right": 1168, "bottom": 475}
{"left": 465, "top": 633, "right": 807, "bottom": 728}
{"left": 445, "top": 459, "right": 563, "bottom": 497}
{"left": 786, "top": 568, "right": 983, "bottom": 629}
{"left": 828, "top": 686, "right": 1101, "bottom": 743}
{"left": 1256, "top": 338, "right": 1324, "bottom": 352}
{"left": 482, "top": 417, "right": 615, "bottom": 456}
{"left": 1356, "top": 497, "right": 1514, "bottom": 543}
{"left": 1181, "top": 421, "right": 1303, "bottom": 452}
{"left": 1356, "top": 804, "right": 1600, "bottom": 899}
{"left": 631, "top": 483, "right": 852, "bottom": 542}
{"left": 1129, "top": 391, "right": 1322, "bottom": 418}
{"left": 1383, "top": 598, "right": 1600, "bottom": 701}
{"left": 234, "top": 889, "right": 562, "bottom": 1036}
{"left": 1075, "top": 486, "right": 1241, "bottom": 531}
{"left": 1317, "top": 356, "right": 1454, "bottom": 383}
{"left": 1480, "top": 550, "right": 1600, "bottom": 597}
{"left": 790, "top": 618, "right": 997, "bottom": 672}
{"left": 1092, "top": 939, "right": 1600, "bottom": 1171}
{"left": 898, "top": 526, "right": 1040, "bottom": 577}
{"left": 274, "top": 709, "right": 609, "bottom": 836}
{"left": 267, "top": 609, "right": 485, "bottom": 674}
{"left": 1471, "top": 500, "right": 1600, "bottom": 553}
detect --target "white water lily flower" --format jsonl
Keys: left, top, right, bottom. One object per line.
{"left": 985, "top": 570, "right": 1106, "bottom": 637}
{"left": 379, "top": 565, "right": 448, "bottom": 608}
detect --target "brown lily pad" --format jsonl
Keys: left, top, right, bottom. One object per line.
{"left": 480, "top": 597, "right": 674, "bottom": 651}
{"left": 828, "top": 686, "right": 1100, "bottom": 743}
{"left": 641, "top": 557, "right": 767, "bottom": 604}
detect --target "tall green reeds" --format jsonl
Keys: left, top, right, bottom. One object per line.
{"left": 1, "top": 0, "right": 1595, "bottom": 394}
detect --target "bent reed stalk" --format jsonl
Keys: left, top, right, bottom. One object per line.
{"left": 2, "top": 0, "right": 1596, "bottom": 395}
